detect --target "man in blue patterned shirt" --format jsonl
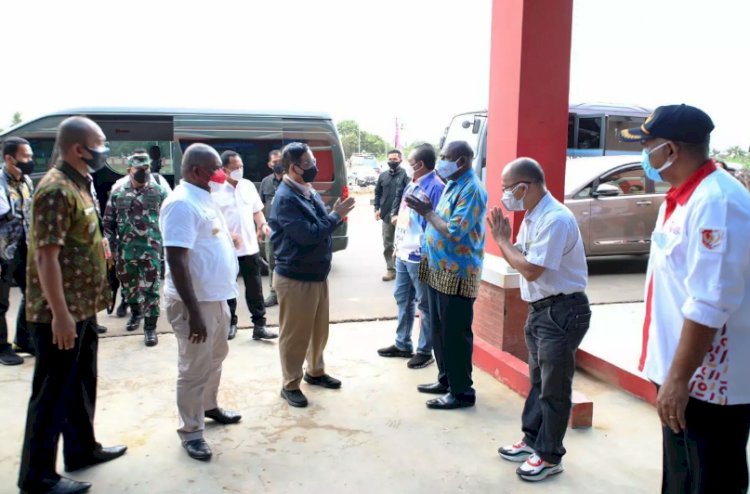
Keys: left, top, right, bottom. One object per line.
{"left": 406, "top": 140, "right": 488, "bottom": 410}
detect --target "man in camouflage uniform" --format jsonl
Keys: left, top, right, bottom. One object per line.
{"left": 103, "top": 151, "right": 167, "bottom": 346}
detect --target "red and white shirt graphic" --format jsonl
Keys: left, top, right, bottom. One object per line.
{"left": 641, "top": 161, "right": 750, "bottom": 405}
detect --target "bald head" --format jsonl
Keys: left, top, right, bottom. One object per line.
{"left": 183, "top": 143, "right": 221, "bottom": 173}
{"left": 56, "top": 116, "right": 104, "bottom": 154}
{"left": 502, "top": 157, "right": 546, "bottom": 186}
{"left": 443, "top": 140, "right": 474, "bottom": 162}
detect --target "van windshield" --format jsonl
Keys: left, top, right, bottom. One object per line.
{"left": 107, "top": 141, "right": 174, "bottom": 175}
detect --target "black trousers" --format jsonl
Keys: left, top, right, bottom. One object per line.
{"left": 426, "top": 285, "right": 475, "bottom": 397}
{"left": 18, "top": 317, "right": 99, "bottom": 491}
{"left": 0, "top": 240, "right": 31, "bottom": 351}
{"left": 661, "top": 395, "right": 750, "bottom": 494}
{"left": 227, "top": 254, "right": 266, "bottom": 327}
{"left": 521, "top": 293, "right": 590, "bottom": 464}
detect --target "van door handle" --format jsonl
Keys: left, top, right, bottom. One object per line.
{"left": 636, "top": 200, "right": 652, "bottom": 206}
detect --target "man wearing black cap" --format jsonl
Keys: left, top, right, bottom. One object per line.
{"left": 621, "top": 104, "right": 750, "bottom": 493}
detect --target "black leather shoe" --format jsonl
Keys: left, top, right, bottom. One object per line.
{"left": 182, "top": 438, "right": 212, "bottom": 461}
{"left": 22, "top": 476, "right": 92, "bottom": 493}
{"left": 377, "top": 344, "right": 414, "bottom": 358}
{"left": 417, "top": 382, "right": 449, "bottom": 394}
{"left": 125, "top": 310, "right": 143, "bottom": 332}
{"left": 65, "top": 444, "right": 128, "bottom": 472}
{"left": 303, "top": 373, "right": 341, "bottom": 389}
{"left": 204, "top": 407, "right": 242, "bottom": 424}
{"left": 0, "top": 346, "right": 23, "bottom": 365}
{"left": 115, "top": 301, "right": 128, "bottom": 318}
{"left": 252, "top": 326, "right": 278, "bottom": 340}
{"left": 280, "top": 388, "right": 308, "bottom": 408}
{"left": 144, "top": 329, "right": 158, "bottom": 347}
{"left": 227, "top": 323, "right": 237, "bottom": 340}
{"left": 95, "top": 324, "right": 108, "bottom": 334}
{"left": 426, "top": 393, "right": 476, "bottom": 410}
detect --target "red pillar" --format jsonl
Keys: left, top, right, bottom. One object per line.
{"left": 473, "top": 0, "right": 580, "bottom": 417}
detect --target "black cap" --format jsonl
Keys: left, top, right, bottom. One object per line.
{"left": 619, "top": 104, "right": 714, "bottom": 143}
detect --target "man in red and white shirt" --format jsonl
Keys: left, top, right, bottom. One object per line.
{"left": 620, "top": 104, "right": 750, "bottom": 494}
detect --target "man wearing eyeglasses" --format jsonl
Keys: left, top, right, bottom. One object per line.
{"left": 487, "top": 157, "right": 589, "bottom": 482}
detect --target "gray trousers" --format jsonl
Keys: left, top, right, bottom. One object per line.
{"left": 521, "top": 292, "right": 590, "bottom": 464}
{"left": 167, "top": 299, "right": 230, "bottom": 442}
{"left": 382, "top": 220, "right": 396, "bottom": 272}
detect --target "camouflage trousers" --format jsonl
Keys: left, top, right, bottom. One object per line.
{"left": 117, "top": 258, "right": 162, "bottom": 318}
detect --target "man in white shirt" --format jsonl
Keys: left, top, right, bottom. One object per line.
{"left": 160, "top": 143, "right": 242, "bottom": 462}
{"left": 212, "top": 151, "right": 277, "bottom": 341}
{"left": 619, "top": 104, "right": 750, "bottom": 493}
{"left": 488, "top": 158, "right": 590, "bottom": 482}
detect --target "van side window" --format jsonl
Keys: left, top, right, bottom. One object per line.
{"left": 24, "top": 138, "right": 56, "bottom": 173}
{"left": 179, "top": 139, "right": 284, "bottom": 183}
{"left": 600, "top": 168, "right": 646, "bottom": 195}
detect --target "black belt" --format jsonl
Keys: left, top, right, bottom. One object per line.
{"left": 530, "top": 292, "right": 586, "bottom": 312}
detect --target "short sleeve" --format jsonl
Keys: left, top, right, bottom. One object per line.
{"left": 33, "top": 188, "right": 72, "bottom": 248}
{"left": 161, "top": 201, "right": 199, "bottom": 249}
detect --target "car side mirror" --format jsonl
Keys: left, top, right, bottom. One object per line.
{"left": 593, "top": 183, "right": 621, "bottom": 197}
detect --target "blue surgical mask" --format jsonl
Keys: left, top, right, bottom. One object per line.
{"left": 436, "top": 159, "right": 459, "bottom": 179}
{"left": 641, "top": 142, "right": 674, "bottom": 182}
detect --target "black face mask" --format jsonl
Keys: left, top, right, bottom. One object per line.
{"left": 296, "top": 164, "right": 318, "bottom": 183}
{"left": 83, "top": 146, "right": 110, "bottom": 173}
{"left": 272, "top": 163, "right": 284, "bottom": 174}
{"left": 133, "top": 169, "right": 149, "bottom": 184}
{"left": 15, "top": 159, "right": 34, "bottom": 175}
{"left": 387, "top": 160, "right": 400, "bottom": 170}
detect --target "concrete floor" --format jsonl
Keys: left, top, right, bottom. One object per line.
{"left": 0, "top": 320, "right": 662, "bottom": 494}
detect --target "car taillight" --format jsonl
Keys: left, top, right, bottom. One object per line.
{"left": 342, "top": 185, "right": 349, "bottom": 222}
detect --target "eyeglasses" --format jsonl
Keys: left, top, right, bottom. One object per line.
{"left": 502, "top": 181, "right": 531, "bottom": 192}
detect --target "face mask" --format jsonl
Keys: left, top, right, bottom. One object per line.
{"left": 229, "top": 169, "right": 243, "bottom": 181}
{"left": 388, "top": 160, "right": 400, "bottom": 170}
{"left": 641, "top": 142, "right": 674, "bottom": 182}
{"left": 272, "top": 163, "right": 284, "bottom": 174}
{"left": 133, "top": 169, "right": 149, "bottom": 184}
{"left": 436, "top": 159, "right": 459, "bottom": 179}
{"left": 501, "top": 183, "right": 528, "bottom": 211}
{"left": 15, "top": 158, "right": 34, "bottom": 175}
{"left": 411, "top": 161, "right": 424, "bottom": 174}
{"left": 296, "top": 163, "right": 318, "bottom": 183}
{"left": 197, "top": 168, "right": 226, "bottom": 187}
{"left": 83, "top": 145, "right": 110, "bottom": 173}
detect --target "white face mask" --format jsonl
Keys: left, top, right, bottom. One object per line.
{"left": 501, "top": 183, "right": 528, "bottom": 211}
{"left": 229, "top": 169, "right": 243, "bottom": 181}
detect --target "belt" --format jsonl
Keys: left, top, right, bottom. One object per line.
{"left": 530, "top": 292, "right": 586, "bottom": 312}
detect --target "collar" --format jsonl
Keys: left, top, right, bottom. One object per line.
{"left": 664, "top": 159, "right": 717, "bottom": 222}
{"left": 448, "top": 167, "right": 475, "bottom": 187}
{"left": 58, "top": 162, "right": 91, "bottom": 191}
{"left": 2, "top": 167, "right": 23, "bottom": 185}
{"left": 283, "top": 175, "right": 313, "bottom": 199}
{"left": 524, "top": 192, "right": 552, "bottom": 223}
{"left": 414, "top": 170, "right": 435, "bottom": 185}
{"left": 182, "top": 181, "right": 212, "bottom": 199}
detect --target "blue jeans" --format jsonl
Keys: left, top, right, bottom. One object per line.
{"left": 393, "top": 258, "right": 432, "bottom": 355}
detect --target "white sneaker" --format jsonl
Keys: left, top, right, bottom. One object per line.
{"left": 516, "top": 453, "right": 563, "bottom": 482}
{"left": 498, "top": 440, "right": 534, "bottom": 462}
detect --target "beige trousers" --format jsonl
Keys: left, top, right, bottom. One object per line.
{"left": 166, "top": 298, "right": 230, "bottom": 441}
{"left": 273, "top": 273, "right": 330, "bottom": 390}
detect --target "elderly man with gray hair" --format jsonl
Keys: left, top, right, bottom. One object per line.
{"left": 160, "top": 143, "right": 242, "bottom": 462}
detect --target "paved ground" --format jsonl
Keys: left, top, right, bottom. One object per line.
{"left": 0, "top": 320, "right": 662, "bottom": 494}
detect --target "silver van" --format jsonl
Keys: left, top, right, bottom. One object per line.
{"left": 0, "top": 107, "right": 349, "bottom": 252}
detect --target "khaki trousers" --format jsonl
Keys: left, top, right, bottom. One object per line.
{"left": 273, "top": 273, "right": 330, "bottom": 390}
{"left": 166, "top": 298, "right": 230, "bottom": 441}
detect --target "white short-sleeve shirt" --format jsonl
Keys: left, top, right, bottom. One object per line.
{"left": 642, "top": 162, "right": 750, "bottom": 405}
{"left": 211, "top": 179, "right": 264, "bottom": 257}
{"left": 515, "top": 192, "right": 588, "bottom": 302}
{"left": 160, "top": 182, "right": 239, "bottom": 302}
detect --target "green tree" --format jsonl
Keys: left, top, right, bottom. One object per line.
{"left": 11, "top": 112, "right": 22, "bottom": 126}
{"left": 336, "top": 120, "right": 389, "bottom": 160}
{"left": 727, "top": 145, "right": 746, "bottom": 159}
